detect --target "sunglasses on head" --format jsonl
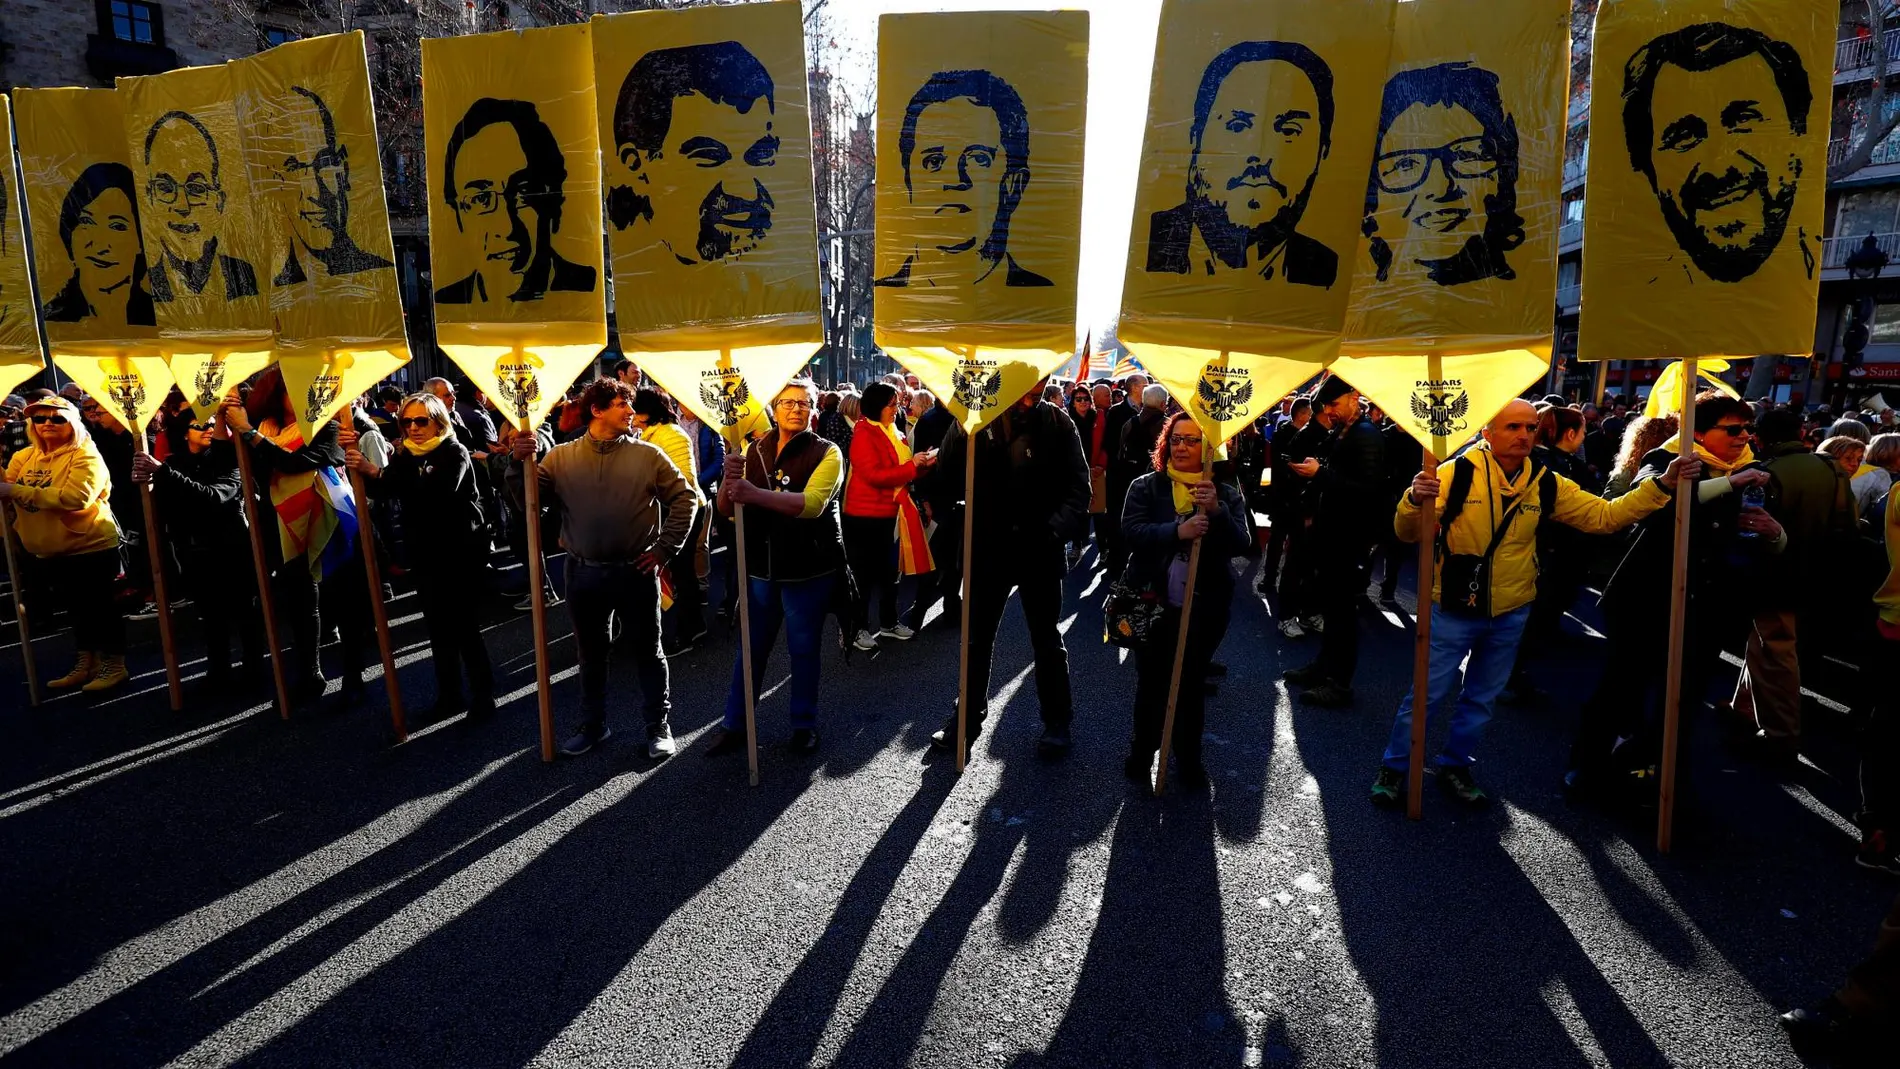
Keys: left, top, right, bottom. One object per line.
{"left": 29, "top": 414, "right": 69, "bottom": 425}
{"left": 399, "top": 416, "right": 434, "bottom": 428}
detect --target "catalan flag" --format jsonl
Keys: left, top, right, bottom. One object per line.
{"left": 264, "top": 426, "right": 358, "bottom": 581}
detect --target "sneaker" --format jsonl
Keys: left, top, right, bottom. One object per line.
{"left": 559, "top": 725, "right": 612, "bottom": 757}
{"left": 788, "top": 728, "right": 820, "bottom": 754}
{"left": 1854, "top": 830, "right": 1900, "bottom": 876}
{"left": 852, "top": 630, "right": 881, "bottom": 652}
{"left": 1037, "top": 724, "right": 1071, "bottom": 758}
{"left": 1282, "top": 662, "right": 1327, "bottom": 687}
{"left": 1302, "top": 615, "right": 1325, "bottom": 634}
{"left": 879, "top": 624, "right": 916, "bottom": 642}
{"left": 1299, "top": 682, "right": 1355, "bottom": 708}
{"left": 647, "top": 725, "right": 677, "bottom": 759}
{"left": 929, "top": 710, "right": 983, "bottom": 751}
{"left": 703, "top": 725, "right": 748, "bottom": 757}
{"left": 1277, "top": 618, "right": 1306, "bottom": 639}
{"left": 1369, "top": 767, "right": 1406, "bottom": 808}
{"left": 1437, "top": 765, "right": 1490, "bottom": 806}
{"left": 127, "top": 601, "right": 160, "bottom": 622}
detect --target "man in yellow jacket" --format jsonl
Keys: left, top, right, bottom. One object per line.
{"left": 1370, "top": 399, "right": 1698, "bottom": 808}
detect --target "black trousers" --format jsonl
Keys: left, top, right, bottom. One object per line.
{"left": 665, "top": 507, "right": 709, "bottom": 641}
{"left": 567, "top": 560, "right": 670, "bottom": 734}
{"left": 416, "top": 560, "right": 493, "bottom": 708}
{"left": 1131, "top": 602, "right": 1230, "bottom": 765}
{"left": 965, "top": 542, "right": 1071, "bottom": 728}
{"left": 905, "top": 505, "right": 962, "bottom": 630}
{"left": 179, "top": 546, "right": 262, "bottom": 674}
{"left": 275, "top": 555, "right": 370, "bottom": 684}
{"left": 1279, "top": 516, "right": 1320, "bottom": 617}
{"left": 43, "top": 548, "right": 125, "bottom": 654}
{"left": 1313, "top": 535, "right": 1376, "bottom": 685}
{"left": 842, "top": 513, "right": 899, "bottom": 634}
{"left": 1570, "top": 594, "right": 1741, "bottom": 779}
{"left": 1511, "top": 552, "right": 1588, "bottom": 680}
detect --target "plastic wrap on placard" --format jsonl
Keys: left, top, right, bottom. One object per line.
{"left": 1118, "top": 0, "right": 1396, "bottom": 447}
{"left": 52, "top": 355, "right": 177, "bottom": 439}
{"left": 592, "top": 1, "right": 821, "bottom": 440}
{"left": 1578, "top": 0, "right": 1831, "bottom": 361}
{"left": 13, "top": 88, "right": 163, "bottom": 356}
{"left": 423, "top": 23, "right": 606, "bottom": 431}
{"left": 874, "top": 11, "right": 1089, "bottom": 431}
{"left": 0, "top": 96, "right": 46, "bottom": 399}
{"left": 1329, "top": 0, "right": 1568, "bottom": 459}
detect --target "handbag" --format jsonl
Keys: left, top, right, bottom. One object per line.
{"left": 1103, "top": 558, "right": 1165, "bottom": 648}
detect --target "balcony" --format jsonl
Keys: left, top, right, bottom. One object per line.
{"left": 1562, "top": 155, "right": 1588, "bottom": 190}
{"left": 1837, "top": 30, "right": 1900, "bottom": 82}
{"left": 1556, "top": 282, "right": 1581, "bottom": 314}
{"left": 1829, "top": 132, "right": 1900, "bottom": 173}
{"left": 1821, "top": 230, "right": 1900, "bottom": 272}
{"left": 1558, "top": 219, "right": 1583, "bottom": 253}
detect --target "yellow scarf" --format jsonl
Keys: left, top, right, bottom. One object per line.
{"left": 1166, "top": 464, "right": 1202, "bottom": 515}
{"left": 403, "top": 433, "right": 449, "bottom": 456}
{"left": 1658, "top": 431, "right": 1755, "bottom": 476}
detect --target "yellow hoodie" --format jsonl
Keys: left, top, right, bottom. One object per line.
{"left": 1875, "top": 488, "right": 1900, "bottom": 629}
{"left": 1395, "top": 441, "right": 1671, "bottom": 616}
{"left": 4, "top": 399, "right": 122, "bottom": 558}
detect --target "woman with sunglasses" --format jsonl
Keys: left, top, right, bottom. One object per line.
{"left": 0, "top": 396, "right": 127, "bottom": 691}
{"left": 131, "top": 407, "right": 265, "bottom": 691}
{"left": 341, "top": 393, "right": 494, "bottom": 721}
{"left": 1118, "top": 411, "right": 1251, "bottom": 789}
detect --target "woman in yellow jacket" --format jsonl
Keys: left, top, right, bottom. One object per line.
{"left": 0, "top": 395, "right": 127, "bottom": 691}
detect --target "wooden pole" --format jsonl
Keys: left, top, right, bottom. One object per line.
{"left": 1657, "top": 355, "right": 1699, "bottom": 853}
{"left": 1407, "top": 443, "right": 1437, "bottom": 820}
{"left": 955, "top": 435, "right": 977, "bottom": 772}
{"left": 1152, "top": 437, "right": 1213, "bottom": 795}
{"left": 0, "top": 500, "right": 40, "bottom": 706}
{"left": 132, "top": 432, "right": 183, "bottom": 710}
{"left": 346, "top": 464, "right": 405, "bottom": 742}
{"left": 231, "top": 430, "right": 292, "bottom": 720}
{"left": 734, "top": 500, "right": 759, "bottom": 786}
{"left": 522, "top": 447, "right": 554, "bottom": 762}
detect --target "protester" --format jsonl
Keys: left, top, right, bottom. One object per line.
{"left": 0, "top": 395, "right": 29, "bottom": 468}
{"left": 1829, "top": 418, "right": 1873, "bottom": 444}
{"left": 133, "top": 407, "right": 264, "bottom": 691}
{"left": 510, "top": 377, "right": 696, "bottom": 757}
{"left": 1502, "top": 405, "right": 1596, "bottom": 702}
{"left": 842, "top": 381, "right": 935, "bottom": 651}
{"left": 343, "top": 393, "right": 495, "bottom": 721}
{"left": 1567, "top": 392, "right": 1776, "bottom": 802}
{"left": 903, "top": 390, "right": 962, "bottom": 634}
{"left": 0, "top": 396, "right": 127, "bottom": 691}
{"left": 1101, "top": 373, "right": 1150, "bottom": 575}
{"left": 818, "top": 391, "right": 854, "bottom": 455}
{"left": 705, "top": 380, "right": 846, "bottom": 756}
{"left": 1282, "top": 377, "right": 1385, "bottom": 708}
{"left": 931, "top": 381, "right": 1091, "bottom": 759}
{"left": 631, "top": 389, "right": 710, "bottom": 655}
{"left": 1261, "top": 397, "right": 1314, "bottom": 597}
{"left": 1730, "top": 409, "right": 1856, "bottom": 764}
{"left": 1068, "top": 385, "right": 1110, "bottom": 569}
{"left": 1854, "top": 433, "right": 1900, "bottom": 517}
{"left": 223, "top": 371, "right": 373, "bottom": 705}
{"left": 1109, "top": 385, "right": 1168, "bottom": 577}
{"left": 79, "top": 394, "right": 150, "bottom": 616}
{"left": 1121, "top": 412, "right": 1250, "bottom": 788}
{"left": 1278, "top": 385, "right": 1353, "bottom": 640}
{"left": 1372, "top": 399, "right": 1695, "bottom": 807}
{"left": 1603, "top": 414, "right": 1677, "bottom": 500}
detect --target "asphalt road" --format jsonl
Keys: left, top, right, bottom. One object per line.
{"left": 0, "top": 539, "right": 1892, "bottom": 1068}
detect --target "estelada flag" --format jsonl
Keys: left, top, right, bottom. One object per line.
{"left": 1118, "top": 0, "right": 1397, "bottom": 448}
{"left": 236, "top": 32, "right": 410, "bottom": 439}
{"left": 1331, "top": 0, "right": 1569, "bottom": 460}
{"left": 118, "top": 61, "right": 276, "bottom": 422}
{"left": 14, "top": 87, "right": 176, "bottom": 437}
{"left": 1579, "top": 0, "right": 1831, "bottom": 362}
{"left": 0, "top": 96, "right": 45, "bottom": 399}
{"left": 424, "top": 23, "right": 606, "bottom": 432}
{"left": 874, "top": 10, "right": 1090, "bottom": 433}
{"left": 592, "top": 0, "right": 822, "bottom": 444}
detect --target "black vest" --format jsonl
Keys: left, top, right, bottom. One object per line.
{"left": 741, "top": 430, "right": 845, "bottom": 582}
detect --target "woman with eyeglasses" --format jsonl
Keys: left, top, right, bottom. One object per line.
{"left": 0, "top": 396, "right": 127, "bottom": 691}
{"left": 341, "top": 393, "right": 494, "bottom": 720}
{"left": 131, "top": 407, "right": 265, "bottom": 690}
{"left": 1119, "top": 411, "right": 1251, "bottom": 789}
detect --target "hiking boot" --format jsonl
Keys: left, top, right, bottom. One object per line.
{"left": 82, "top": 655, "right": 128, "bottom": 692}
{"left": 1299, "top": 682, "right": 1355, "bottom": 708}
{"left": 1277, "top": 618, "right": 1306, "bottom": 639}
{"left": 1437, "top": 765, "right": 1490, "bottom": 806}
{"left": 1369, "top": 767, "right": 1406, "bottom": 808}
{"left": 1282, "top": 662, "right": 1328, "bottom": 687}
{"left": 559, "top": 725, "right": 612, "bottom": 757}
{"left": 1855, "top": 829, "right": 1900, "bottom": 876}
{"left": 49, "top": 651, "right": 98, "bottom": 690}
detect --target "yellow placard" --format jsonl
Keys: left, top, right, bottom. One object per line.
{"left": 279, "top": 348, "right": 409, "bottom": 442}
{"left": 13, "top": 88, "right": 162, "bottom": 355}
{"left": 874, "top": 11, "right": 1090, "bottom": 430}
{"left": 592, "top": 1, "right": 820, "bottom": 440}
{"left": 424, "top": 23, "right": 606, "bottom": 430}
{"left": 235, "top": 32, "right": 406, "bottom": 360}
{"left": 53, "top": 355, "right": 176, "bottom": 439}
{"left": 0, "top": 96, "right": 46, "bottom": 399}
{"left": 1330, "top": 0, "right": 1568, "bottom": 459}
{"left": 1118, "top": 0, "right": 1397, "bottom": 447}
{"left": 1578, "top": 0, "right": 1831, "bottom": 361}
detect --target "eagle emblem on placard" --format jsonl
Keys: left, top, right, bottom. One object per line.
{"left": 1412, "top": 388, "right": 1470, "bottom": 439}
{"left": 494, "top": 352, "right": 545, "bottom": 424}
{"left": 304, "top": 378, "right": 339, "bottom": 426}
{"left": 101, "top": 363, "right": 146, "bottom": 428}
{"left": 950, "top": 362, "right": 1003, "bottom": 413}
{"left": 700, "top": 374, "right": 750, "bottom": 429}
{"left": 193, "top": 361, "right": 229, "bottom": 410}
{"left": 1196, "top": 369, "right": 1254, "bottom": 421}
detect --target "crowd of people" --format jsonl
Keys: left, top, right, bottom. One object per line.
{"left": 2, "top": 363, "right": 1898, "bottom": 1051}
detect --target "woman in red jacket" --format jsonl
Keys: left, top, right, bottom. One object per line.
{"left": 842, "top": 382, "right": 937, "bottom": 651}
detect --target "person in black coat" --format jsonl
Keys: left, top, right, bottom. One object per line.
{"left": 343, "top": 392, "right": 494, "bottom": 719}
{"left": 1121, "top": 411, "right": 1252, "bottom": 788}
{"left": 1101, "top": 376, "right": 1152, "bottom": 575}
{"left": 132, "top": 409, "right": 264, "bottom": 689}
{"left": 929, "top": 383, "right": 1092, "bottom": 760}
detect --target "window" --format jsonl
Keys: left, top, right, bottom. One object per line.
{"left": 262, "top": 26, "right": 298, "bottom": 48}
{"left": 108, "top": 1, "right": 158, "bottom": 45}
{"left": 1838, "top": 189, "right": 1900, "bottom": 239}
{"left": 1870, "top": 303, "right": 1900, "bottom": 346}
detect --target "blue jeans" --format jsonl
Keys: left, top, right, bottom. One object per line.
{"left": 723, "top": 573, "right": 838, "bottom": 731}
{"left": 1382, "top": 603, "right": 1531, "bottom": 770}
